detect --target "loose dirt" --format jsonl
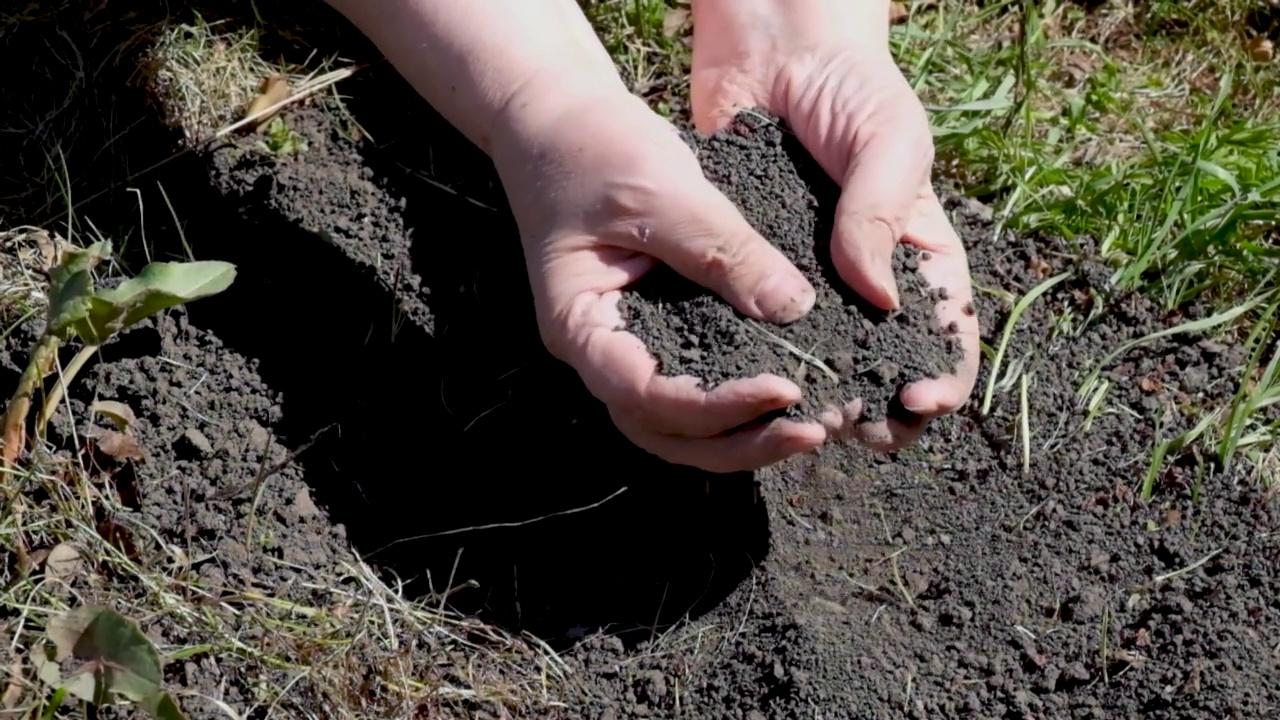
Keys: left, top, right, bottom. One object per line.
{"left": 621, "top": 112, "right": 961, "bottom": 422}
{"left": 2, "top": 4, "right": 1277, "bottom": 719}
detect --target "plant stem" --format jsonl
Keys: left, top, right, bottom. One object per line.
{"left": 1, "top": 333, "right": 59, "bottom": 467}
{"left": 36, "top": 343, "right": 99, "bottom": 441}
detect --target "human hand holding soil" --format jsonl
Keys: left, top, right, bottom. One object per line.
{"left": 691, "top": 0, "right": 981, "bottom": 450}
{"left": 493, "top": 91, "right": 828, "bottom": 472}
{"left": 325, "top": 0, "right": 825, "bottom": 472}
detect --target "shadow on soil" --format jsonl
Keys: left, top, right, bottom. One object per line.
{"left": 1, "top": 0, "right": 770, "bottom": 650}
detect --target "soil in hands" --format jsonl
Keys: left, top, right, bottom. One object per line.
{"left": 619, "top": 111, "right": 961, "bottom": 422}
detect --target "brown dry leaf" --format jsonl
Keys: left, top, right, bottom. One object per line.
{"left": 1, "top": 405, "right": 26, "bottom": 468}
{"left": 97, "top": 430, "right": 144, "bottom": 462}
{"left": 1138, "top": 376, "right": 1164, "bottom": 393}
{"left": 97, "top": 519, "right": 139, "bottom": 561}
{"left": 663, "top": 7, "right": 690, "bottom": 37}
{"left": 45, "top": 542, "right": 81, "bottom": 579}
{"left": 244, "top": 74, "right": 291, "bottom": 130}
{"left": 34, "top": 230, "right": 59, "bottom": 272}
{"left": 1246, "top": 36, "right": 1274, "bottom": 64}
{"left": 889, "top": 1, "right": 909, "bottom": 23}
{"left": 23, "top": 547, "right": 47, "bottom": 575}
{"left": 1, "top": 657, "right": 21, "bottom": 709}
{"left": 1028, "top": 256, "right": 1052, "bottom": 279}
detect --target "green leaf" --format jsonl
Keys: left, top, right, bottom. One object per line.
{"left": 70, "top": 261, "right": 237, "bottom": 345}
{"left": 144, "top": 691, "right": 191, "bottom": 720}
{"left": 45, "top": 241, "right": 111, "bottom": 338}
{"left": 46, "top": 607, "right": 163, "bottom": 702}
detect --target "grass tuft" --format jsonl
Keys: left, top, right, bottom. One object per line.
{"left": 146, "top": 15, "right": 288, "bottom": 146}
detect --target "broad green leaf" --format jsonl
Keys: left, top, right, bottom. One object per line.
{"left": 45, "top": 241, "right": 110, "bottom": 338}
{"left": 46, "top": 607, "right": 163, "bottom": 702}
{"left": 144, "top": 691, "right": 191, "bottom": 720}
{"left": 71, "top": 261, "right": 237, "bottom": 345}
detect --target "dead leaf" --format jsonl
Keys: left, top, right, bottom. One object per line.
{"left": 890, "top": 1, "right": 909, "bottom": 23}
{"left": 1246, "top": 36, "right": 1274, "bottom": 64}
{"left": 2, "top": 657, "right": 23, "bottom": 709}
{"left": 1, "top": 404, "right": 28, "bottom": 468}
{"left": 97, "top": 430, "right": 144, "bottom": 462}
{"left": 26, "top": 548, "right": 49, "bottom": 572}
{"left": 244, "top": 74, "right": 291, "bottom": 131}
{"left": 1028, "top": 256, "right": 1052, "bottom": 278}
{"left": 34, "top": 230, "right": 59, "bottom": 272}
{"left": 663, "top": 7, "right": 690, "bottom": 37}
{"left": 89, "top": 400, "right": 136, "bottom": 432}
{"left": 1138, "top": 376, "right": 1164, "bottom": 394}
{"left": 97, "top": 519, "right": 139, "bottom": 562}
{"left": 294, "top": 487, "right": 320, "bottom": 518}
{"left": 45, "top": 543, "right": 81, "bottom": 579}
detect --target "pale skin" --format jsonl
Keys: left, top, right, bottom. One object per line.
{"left": 323, "top": 0, "right": 981, "bottom": 473}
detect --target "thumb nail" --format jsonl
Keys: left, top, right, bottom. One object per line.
{"left": 755, "top": 272, "right": 816, "bottom": 324}
{"left": 880, "top": 274, "right": 901, "bottom": 310}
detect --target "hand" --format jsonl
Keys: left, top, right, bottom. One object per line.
{"left": 491, "top": 87, "right": 827, "bottom": 472}
{"left": 690, "top": 0, "right": 981, "bottom": 452}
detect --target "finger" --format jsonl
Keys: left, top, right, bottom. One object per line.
{"left": 610, "top": 175, "right": 816, "bottom": 325}
{"left": 830, "top": 103, "right": 933, "bottom": 312}
{"left": 852, "top": 412, "right": 927, "bottom": 453}
{"left": 560, "top": 290, "right": 809, "bottom": 438}
{"left": 616, "top": 413, "right": 826, "bottom": 474}
{"left": 896, "top": 194, "right": 981, "bottom": 417}
{"left": 817, "top": 398, "right": 926, "bottom": 452}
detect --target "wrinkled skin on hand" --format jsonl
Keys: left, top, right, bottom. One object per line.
{"left": 495, "top": 91, "right": 827, "bottom": 473}
{"left": 690, "top": 0, "right": 981, "bottom": 451}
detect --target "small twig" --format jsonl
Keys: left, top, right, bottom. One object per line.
{"left": 243, "top": 425, "right": 334, "bottom": 546}
{"left": 1148, "top": 547, "right": 1226, "bottom": 587}
{"left": 367, "top": 486, "right": 629, "bottom": 556}
{"left": 1019, "top": 370, "right": 1032, "bottom": 473}
{"left": 739, "top": 319, "right": 840, "bottom": 383}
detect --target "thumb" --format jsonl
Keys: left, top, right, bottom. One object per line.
{"left": 621, "top": 177, "right": 815, "bottom": 324}
{"left": 830, "top": 107, "right": 933, "bottom": 311}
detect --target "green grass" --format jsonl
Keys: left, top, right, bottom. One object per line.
{"left": 584, "top": 0, "right": 1280, "bottom": 480}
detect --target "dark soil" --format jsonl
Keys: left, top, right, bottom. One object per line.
{"left": 2, "top": 3, "right": 1278, "bottom": 719}
{"left": 569, "top": 200, "right": 1280, "bottom": 719}
{"left": 620, "top": 112, "right": 961, "bottom": 422}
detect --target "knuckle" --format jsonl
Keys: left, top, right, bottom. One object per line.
{"left": 697, "top": 236, "right": 757, "bottom": 285}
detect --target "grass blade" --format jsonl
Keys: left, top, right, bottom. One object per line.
{"left": 982, "top": 271, "right": 1071, "bottom": 415}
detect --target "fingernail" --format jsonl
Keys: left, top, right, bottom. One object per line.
{"left": 755, "top": 273, "right": 815, "bottom": 324}
{"left": 881, "top": 276, "right": 901, "bottom": 310}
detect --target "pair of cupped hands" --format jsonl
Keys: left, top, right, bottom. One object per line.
{"left": 491, "top": 3, "right": 980, "bottom": 473}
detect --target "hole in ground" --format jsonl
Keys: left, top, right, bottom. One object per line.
{"left": 28, "top": 3, "right": 772, "bottom": 645}
{"left": 172, "top": 145, "right": 769, "bottom": 649}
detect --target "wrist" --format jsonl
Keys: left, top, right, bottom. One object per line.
{"left": 489, "top": 73, "right": 636, "bottom": 187}
{"left": 692, "top": 0, "right": 890, "bottom": 50}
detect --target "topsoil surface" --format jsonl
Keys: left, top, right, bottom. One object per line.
{"left": 2, "top": 4, "right": 1278, "bottom": 719}
{"left": 620, "top": 112, "right": 961, "bottom": 423}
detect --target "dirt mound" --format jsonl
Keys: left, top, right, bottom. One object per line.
{"left": 621, "top": 112, "right": 961, "bottom": 422}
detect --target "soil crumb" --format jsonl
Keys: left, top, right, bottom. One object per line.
{"left": 619, "top": 111, "right": 961, "bottom": 422}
